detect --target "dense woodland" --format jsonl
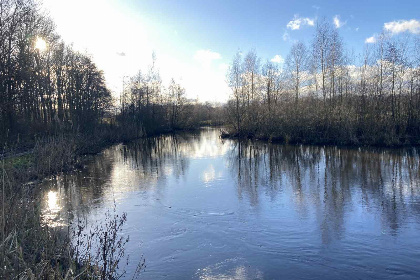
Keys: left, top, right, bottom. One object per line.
{"left": 0, "top": 0, "right": 113, "bottom": 144}
{"left": 225, "top": 20, "right": 420, "bottom": 146}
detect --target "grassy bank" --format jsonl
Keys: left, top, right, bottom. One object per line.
{"left": 0, "top": 125, "right": 146, "bottom": 279}
{"left": 220, "top": 122, "right": 420, "bottom": 148}
{"left": 220, "top": 130, "right": 420, "bottom": 148}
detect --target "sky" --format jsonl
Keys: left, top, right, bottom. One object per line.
{"left": 40, "top": 0, "right": 420, "bottom": 103}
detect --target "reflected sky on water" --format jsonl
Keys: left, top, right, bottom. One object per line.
{"left": 40, "top": 128, "right": 420, "bottom": 279}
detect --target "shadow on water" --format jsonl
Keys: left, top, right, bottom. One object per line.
{"left": 39, "top": 128, "right": 420, "bottom": 279}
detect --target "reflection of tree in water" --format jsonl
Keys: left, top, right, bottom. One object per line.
{"left": 227, "top": 142, "right": 420, "bottom": 242}
{"left": 41, "top": 129, "right": 420, "bottom": 243}
{"left": 120, "top": 128, "right": 225, "bottom": 182}
{"left": 227, "top": 141, "right": 265, "bottom": 207}
{"left": 227, "top": 143, "right": 323, "bottom": 206}
{"left": 40, "top": 130, "right": 212, "bottom": 221}
{"left": 121, "top": 133, "right": 192, "bottom": 180}
{"left": 39, "top": 151, "right": 116, "bottom": 224}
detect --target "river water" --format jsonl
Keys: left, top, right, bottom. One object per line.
{"left": 40, "top": 127, "right": 420, "bottom": 279}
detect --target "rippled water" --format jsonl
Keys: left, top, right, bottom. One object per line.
{"left": 40, "top": 127, "right": 420, "bottom": 279}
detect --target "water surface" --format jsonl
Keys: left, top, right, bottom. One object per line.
{"left": 40, "top": 128, "right": 420, "bottom": 279}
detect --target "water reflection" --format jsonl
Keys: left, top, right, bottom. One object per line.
{"left": 40, "top": 129, "right": 230, "bottom": 217}
{"left": 39, "top": 128, "right": 420, "bottom": 279}
{"left": 227, "top": 142, "right": 420, "bottom": 240}
{"left": 41, "top": 189, "right": 66, "bottom": 227}
{"left": 47, "top": 191, "right": 59, "bottom": 210}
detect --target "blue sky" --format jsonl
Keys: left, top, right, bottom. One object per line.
{"left": 42, "top": 0, "right": 420, "bottom": 102}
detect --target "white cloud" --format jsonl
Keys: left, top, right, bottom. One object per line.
{"left": 365, "top": 36, "right": 376, "bottom": 44}
{"left": 333, "top": 15, "right": 345, "bottom": 28}
{"left": 355, "top": 27, "right": 359, "bottom": 32}
{"left": 306, "top": 18, "right": 315, "bottom": 26}
{"left": 194, "top": 49, "right": 221, "bottom": 67}
{"left": 384, "top": 19, "right": 420, "bottom": 35}
{"left": 271, "top": 55, "right": 284, "bottom": 64}
{"left": 287, "top": 15, "right": 315, "bottom": 30}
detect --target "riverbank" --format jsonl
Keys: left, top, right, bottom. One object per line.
{"left": 220, "top": 127, "right": 420, "bottom": 148}
{"left": 0, "top": 124, "right": 150, "bottom": 279}
{"left": 36, "top": 127, "right": 420, "bottom": 279}
{"left": 1, "top": 123, "right": 220, "bottom": 278}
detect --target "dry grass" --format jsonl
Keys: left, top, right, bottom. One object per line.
{"left": 0, "top": 135, "right": 145, "bottom": 279}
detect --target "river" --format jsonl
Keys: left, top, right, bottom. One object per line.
{"left": 39, "top": 127, "right": 420, "bottom": 279}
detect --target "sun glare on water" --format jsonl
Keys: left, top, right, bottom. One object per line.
{"left": 41, "top": 190, "right": 65, "bottom": 228}
{"left": 47, "top": 190, "right": 59, "bottom": 211}
{"left": 35, "top": 37, "right": 47, "bottom": 51}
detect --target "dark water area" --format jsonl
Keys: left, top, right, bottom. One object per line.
{"left": 39, "top": 127, "right": 420, "bottom": 279}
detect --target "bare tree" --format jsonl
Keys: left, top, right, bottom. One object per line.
{"left": 226, "top": 50, "right": 245, "bottom": 134}
{"left": 286, "top": 41, "right": 308, "bottom": 104}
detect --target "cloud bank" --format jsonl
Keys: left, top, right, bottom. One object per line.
{"left": 384, "top": 19, "right": 420, "bottom": 35}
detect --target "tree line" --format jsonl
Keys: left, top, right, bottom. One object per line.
{"left": 225, "top": 19, "right": 420, "bottom": 146}
{"left": 0, "top": 0, "right": 113, "bottom": 146}
{"left": 119, "top": 56, "right": 224, "bottom": 136}
{"left": 0, "top": 0, "right": 223, "bottom": 150}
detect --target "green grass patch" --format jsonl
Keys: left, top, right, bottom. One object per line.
{"left": 5, "top": 153, "right": 34, "bottom": 169}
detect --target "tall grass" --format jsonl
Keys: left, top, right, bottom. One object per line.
{"left": 0, "top": 134, "right": 145, "bottom": 279}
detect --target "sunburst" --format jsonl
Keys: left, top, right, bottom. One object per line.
{"left": 35, "top": 37, "right": 47, "bottom": 51}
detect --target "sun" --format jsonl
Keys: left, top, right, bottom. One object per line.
{"left": 35, "top": 37, "right": 47, "bottom": 51}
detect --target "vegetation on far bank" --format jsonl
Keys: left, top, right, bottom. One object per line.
{"left": 224, "top": 19, "right": 420, "bottom": 147}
